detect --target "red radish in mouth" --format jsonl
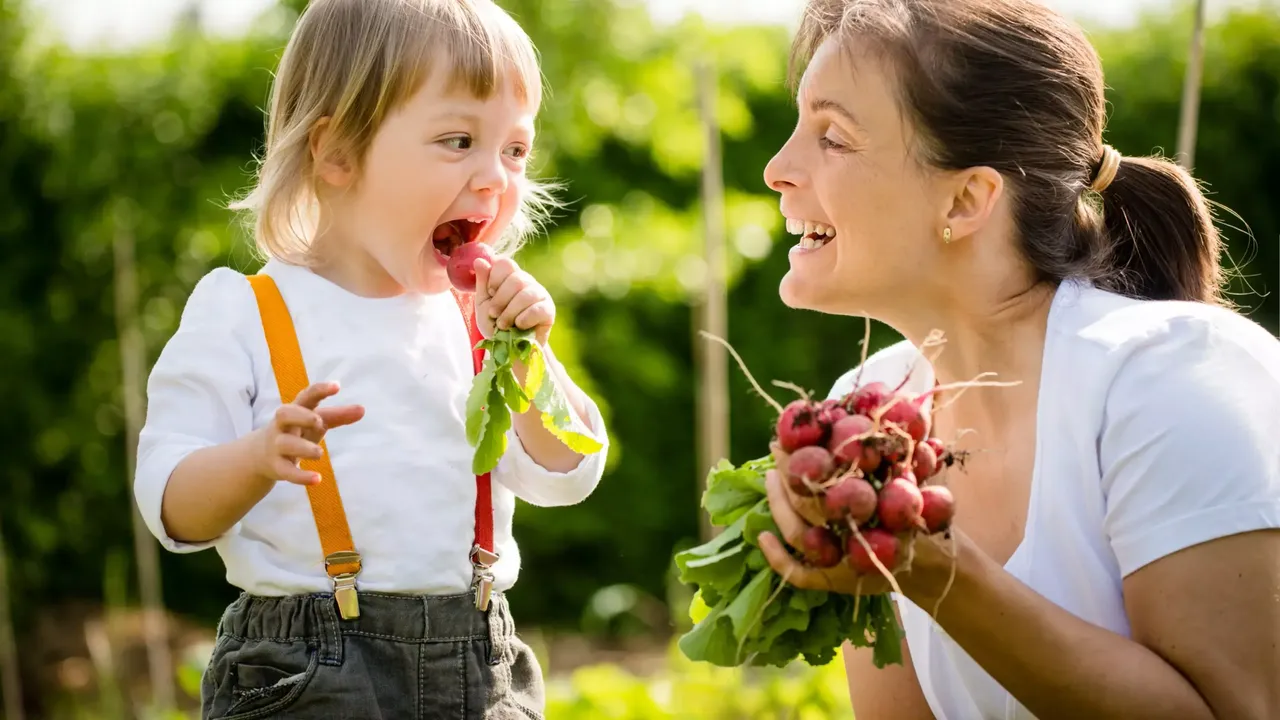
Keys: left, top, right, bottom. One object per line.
{"left": 446, "top": 241, "right": 494, "bottom": 293}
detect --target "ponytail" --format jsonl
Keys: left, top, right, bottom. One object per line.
{"left": 1086, "top": 148, "right": 1225, "bottom": 304}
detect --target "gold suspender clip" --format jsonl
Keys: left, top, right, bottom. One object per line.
{"left": 470, "top": 545, "right": 500, "bottom": 611}
{"left": 325, "top": 551, "right": 362, "bottom": 620}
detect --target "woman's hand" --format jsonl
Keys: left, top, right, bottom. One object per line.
{"left": 473, "top": 256, "right": 554, "bottom": 345}
{"left": 757, "top": 441, "right": 957, "bottom": 602}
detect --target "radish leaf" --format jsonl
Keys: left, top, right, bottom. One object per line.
{"left": 464, "top": 327, "right": 604, "bottom": 474}
{"left": 674, "top": 454, "right": 906, "bottom": 669}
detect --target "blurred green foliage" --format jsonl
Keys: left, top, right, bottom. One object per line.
{"left": 1, "top": 0, "right": 1277, "bottom": 696}
{"left": 543, "top": 644, "right": 853, "bottom": 720}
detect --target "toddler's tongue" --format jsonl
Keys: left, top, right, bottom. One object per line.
{"left": 433, "top": 221, "right": 464, "bottom": 257}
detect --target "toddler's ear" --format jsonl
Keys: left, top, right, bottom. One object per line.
{"left": 309, "top": 117, "right": 355, "bottom": 188}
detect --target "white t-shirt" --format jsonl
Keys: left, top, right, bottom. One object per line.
{"left": 134, "top": 259, "right": 609, "bottom": 597}
{"left": 826, "top": 278, "right": 1280, "bottom": 720}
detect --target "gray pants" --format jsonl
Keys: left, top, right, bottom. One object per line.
{"left": 200, "top": 591, "right": 545, "bottom": 719}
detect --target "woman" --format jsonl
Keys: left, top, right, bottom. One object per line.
{"left": 756, "top": 1, "right": 1280, "bottom": 719}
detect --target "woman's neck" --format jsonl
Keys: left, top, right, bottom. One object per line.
{"left": 892, "top": 278, "right": 1057, "bottom": 428}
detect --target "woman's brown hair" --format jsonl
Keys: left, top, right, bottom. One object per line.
{"left": 792, "top": 0, "right": 1226, "bottom": 303}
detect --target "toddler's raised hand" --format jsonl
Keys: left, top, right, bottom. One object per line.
{"left": 254, "top": 381, "right": 365, "bottom": 485}
{"left": 473, "top": 257, "right": 555, "bottom": 345}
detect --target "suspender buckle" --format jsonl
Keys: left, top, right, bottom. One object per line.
{"left": 326, "top": 551, "right": 362, "bottom": 620}
{"left": 470, "top": 545, "right": 500, "bottom": 611}
{"left": 473, "top": 573, "right": 494, "bottom": 612}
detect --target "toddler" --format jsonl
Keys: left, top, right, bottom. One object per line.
{"left": 133, "top": 1, "right": 609, "bottom": 717}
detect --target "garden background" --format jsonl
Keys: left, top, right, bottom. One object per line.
{"left": 1, "top": 0, "right": 1277, "bottom": 717}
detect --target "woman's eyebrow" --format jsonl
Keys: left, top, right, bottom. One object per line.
{"left": 809, "top": 97, "right": 862, "bottom": 127}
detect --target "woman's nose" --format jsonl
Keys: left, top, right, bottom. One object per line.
{"left": 763, "top": 142, "right": 800, "bottom": 193}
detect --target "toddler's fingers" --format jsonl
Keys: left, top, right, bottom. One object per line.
{"left": 513, "top": 302, "right": 553, "bottom": 335}
{"left": 272, "top": 457, "right": 321, "bottom": 486}
{"left": 496, "top": 286, "right": 542, "bottom": 330}
{"left": 482, "top": 257, "right": 518, "bottom": 296}
{"left": 473, "top": 259, "right": 492, "bottom": 304}
{"left": 485, "top": 273, "right": 527, "bottom": 317}
{"left": 317, "top": 404, "right": 365, "bottom": 430}
{"left": 274, "top": 433, "right": 323, "bottom": 462}
{"left": 273, "top": 404, "right": 324, "bottom": 435}
{"left": 294, "top": 381, "right": 341, "bottom": 411}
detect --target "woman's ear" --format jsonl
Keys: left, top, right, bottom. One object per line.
{"left": 942, "top": 166, "right": 1004, "bottom": 241}
{"left": 309, "top": 117, "right": 354, "bottom": 188}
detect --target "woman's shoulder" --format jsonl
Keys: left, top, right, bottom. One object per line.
{"left": 1062, "top": 285, "right": 1280, "bottom": 577}
{"left": 1055, "top": 281, "right": 1280, "bottom": 393}
{"left": 826, "top": 339, "right": 934, "bottom": 401}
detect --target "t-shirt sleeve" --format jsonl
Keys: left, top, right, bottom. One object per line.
{"left": 826, "top": 339, "right": 933, "bottom": 400}
{"left": 1099, "top": 317, "right": 1280, "bottom": 577}
{"left": 134, "top": 267, "right": 259, "bottom": 553}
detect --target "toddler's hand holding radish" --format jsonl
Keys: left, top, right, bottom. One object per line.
{"left": 446, "top": 242, "right": 603, "bottom": 476}
{"left": 251, "top": 381, "right": 365, "bottom": 485}
{"left": 473, "top": 256, "right": 555, "bottom": 346}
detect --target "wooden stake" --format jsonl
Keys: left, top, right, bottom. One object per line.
{"left": 695, "top": 58, "right": 730, "bottom": 542}
{"left": 112, "top": 201, "right": 176, "bottom": 713}
{"left": 1175, "top": 0, "right": 1208, "bottom": 170}
{"left": 0, "top": 516, "right": 23, "bottom": 720}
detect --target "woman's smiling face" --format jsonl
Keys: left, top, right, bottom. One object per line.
{"left": 763, "top": 37, "right": 951, "bottom": 318}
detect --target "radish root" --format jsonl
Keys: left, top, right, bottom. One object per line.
{"left": 848, "top": 523, "right": 904, "bottom": 597}
{"left": 854, "top": 315, "right": 872, "bottom": 387}
{"left": 699, "top": 331, "right": 785, "bottom": 415}
{"left": 930, "top": 532, "right": 959, "bottom": 619}
{"left": 772, "top": 380, "right": 812, "bottom": 402}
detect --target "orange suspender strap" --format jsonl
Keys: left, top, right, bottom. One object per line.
{"left": 246, "top": 274, "right": 364, "bottom": 620}
{"left": 246, "top": 273, "right": 499, "bottom": 620}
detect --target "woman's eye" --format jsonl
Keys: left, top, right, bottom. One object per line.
{"left": 819, "top": 134, "right": 848, "bottom": 151}
{"left": 441, "top": 135, "right": 473, "bottom": 150}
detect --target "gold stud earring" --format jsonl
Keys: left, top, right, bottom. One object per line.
{"left": 943, "top": 227, "right": 953, "bottom": 244}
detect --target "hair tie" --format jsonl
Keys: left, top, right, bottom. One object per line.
{"left": 1090, "top": 144, "right": 1122, "bottom": 193}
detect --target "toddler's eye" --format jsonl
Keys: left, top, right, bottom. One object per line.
{"left": 505, "top": 144, "right": 529, "bottom": 160}
{"left": 441, "top": 135, "right": 473, "bottom": 151}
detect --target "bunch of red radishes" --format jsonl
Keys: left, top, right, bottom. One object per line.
{"left": 772, "top": 380, "right": 958, "bottom": 576}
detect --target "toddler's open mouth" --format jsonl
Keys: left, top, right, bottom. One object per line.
{"left": 432, "top": 218, "right": 489, "bottom": 259}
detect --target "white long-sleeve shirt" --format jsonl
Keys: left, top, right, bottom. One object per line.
{"left": 828, "top": 278, "right": 1280, "bottom": 719}
{"left": 134, "top": 259, "right": 609, "bottom": 597}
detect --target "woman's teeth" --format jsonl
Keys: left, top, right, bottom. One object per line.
{"left": 785, "top": 218, "right": 836, "bottom": 250}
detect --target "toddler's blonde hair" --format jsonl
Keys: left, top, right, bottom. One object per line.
{"left": 231, "top": 0, "right": 557, "bottom": 264}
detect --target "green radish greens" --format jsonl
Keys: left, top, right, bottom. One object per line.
{"left": 465, "top": 328, "right": 604, "bottom": 474}
{"left": 675, "top": 330, "right": 1004, "bottom": 671}
{"left": 676, "top": 455, "right": 905, "bottom": 670}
